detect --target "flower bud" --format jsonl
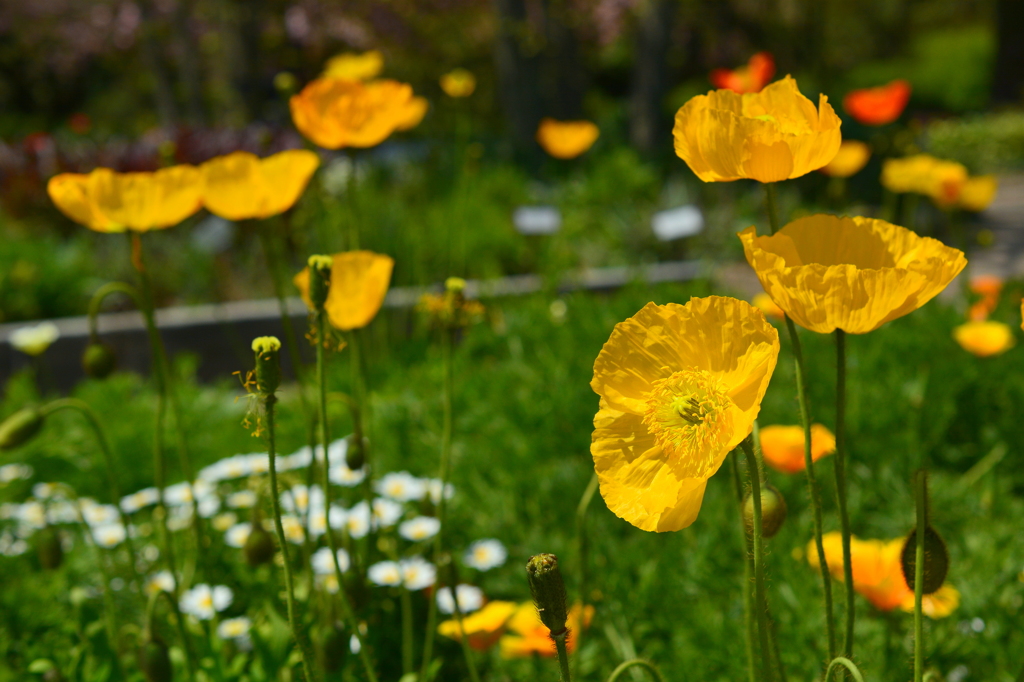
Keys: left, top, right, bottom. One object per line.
{"left": 244, "top": 523, "right": 276, "bottom": 567}
{"left": 37, "top": 527, "right": 63, "bottom": 571}
{"left": 138, "top": 636, "right": 173, "bottom": 682}
{"left": 308, "top": 255, "right": 333, "bottom": 312}
{"left": 345, "top": 434, "right": 366, "bottom": 471}
{"left": 0, "top": 406, "right": 44, "bottom": 450}
{"left": 251, "top": 337, "right": 282, "bottom": 397}
{"left": 900, "top": 525, "right": 949, "bottom": 595}
{"left": 82, "top": 342, "right": 117, "bottom": 379}
{"left": 526, "top": 553, "right": 569, "bottom": 638}
{"left": 743, "top": 484, "right": 788, "bottom": 538}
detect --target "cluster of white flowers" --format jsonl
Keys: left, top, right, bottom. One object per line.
{"left": 180, "top": 583, "right": 233, "bottom": 620}
{"left": 368, "top": 556, "right": 437, "bottom": 591}
{"left": 0, "top": 463, "right": 33, "bottom": 484}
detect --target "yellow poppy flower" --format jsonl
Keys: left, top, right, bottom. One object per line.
{"left": 820, "top": 140, "right": 870, "bottom": 178}
{"left": 958, "top": 175, "right": 998, "bottom": 212}
{"left": 440, "top": 69, "right": 476, "bottom": 98}
{"left": 48, "top": 165, "right": 203, "bottom": 232}
{"left": 751, "top": 292, "right": 784, "bottom": 320}
{"left": 290, "top": 78, "right": 427, "bottom": 150}
{"left": 760, "top": 423, "right": 836, "bottom": 474}
{"left": 438, "top": 600, "right": 518, "bottom": 651}
{"left": 499, "top": 602, "right": 593, "bottom": 658}
{"left": 201, "top": 150, "right": 320, "bottom": 221}
{"left": 322, "top": 50, "right": 384, "bottom": 81}
{"left": 293, "top": 251, "right": 394, "bottom": 330}
{"left": 738, "top": 215, "right": 966, "bottom": 334}
{"left": 536, "top": 118, "right": 599, "bottom": 159}
{"left": 953, "top": 320, "right": 1015, "bottom": 357}
{"left": 590, "top": 297, "right": 779, "bottom": 532}
{"left": 673, "top": 76, "right": 842, "bottom": 183}
{"left": 880, "top": 154, "right": 969, "bottom": 207}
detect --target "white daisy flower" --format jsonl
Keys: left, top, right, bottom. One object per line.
{"left": 329, "top": 463, "right": 366, "bottom": 487}
{"left": 375, "top": 472, "right": 426, "bottom": 502}
{"left": 281, "top": 485, "right": 310, "bottom": 514}
{"left": 92, "top": 523, "right": 127, "bottom": 548}
{"left": 279, "top": 447, "right": 313, "bottom": 471}
{"left": 0, "top": 463, "right": 33, "bottom": 483}
{"left": 217, "top": 616, "right": 251, "bottom": 640}
{"left": 212, "top": 512, "right": 237, "bottom": 532}
{"left": 180, "top": 584, "right": 233, "bottom": 620}
{"left": 280, "top": 515, "right": 305, "bottom": 544}
{"left": 311, "top": 547, "right": 350, "bottom": 575}
{"left": 224, "top": 523, "right": 252, "bottom": 548}
{"left": 198, "top": 496, "right": 221, "bottom": 519}
{"left": 10, "top": 322, "right": 59, "bottom": 356}
{"left": 426, "top": 479, "right": 455, "bottom": 505}
{"left": 344, "top": 502, "right": 371, "bottom": 539}
{"left": 46, "top": 500, "right": 79, "bottom": 524}
{"left": 166, "top": 505, "right": 193, "bottom": 531}
{"left": 464, "top": 539, "right": 507, "bottom": 571}
{"left": 121, "top": 487, "right": 161, "bottom": 514}
{"left": 400, "top": 556, "right": 437, "bottom": 591}
{"left": 0, "top": 532, "right": 28, "bottom": 556}
{"left": 145, "top": 570, "right": 176, "bottom": 595}
{"left": 371, "top": 498, "right": 403, "bottom": 528}
{"left": 32, "top": 482, "right": 58, "bottom": 499}
{"left": 226, "top": 490, "right": 257, "bottom": 509}
{"left": 80, "top": 501, "right": 119, "bottom": 527}
{"left": 320, "top": 573, "right": 341, "bottom": 594}
{"left": 163, "top": 482, "right": 194, "bottom": 506}
{"left": 367, "top": 560, "right": 402, "bottom": 586}
{"left": 245, "top": 454, "right": 270, "bottom": 474}
{"left": 436, "top": 584, "right": 484, "bottom": 614}
{"left": 398, "top": 516, "right": 441, "bottom": 542}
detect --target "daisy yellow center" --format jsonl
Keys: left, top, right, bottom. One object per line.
{"left": 642, "top": 368, "right": 734, "bottom": 477}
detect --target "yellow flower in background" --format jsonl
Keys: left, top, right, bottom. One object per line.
{"left": 322, "top": 50, "right": 384, "bottom": 81}
{"left": 953, "top": 321, "right": 1015, "bottom": 357}
{"left": 958, "top": 175, "right": 998, "bottom": 212}
{"left": 738, "top": 215, "right": 966, "bottom": 334}
{"left": 673, "top": 76, "right": 842, "bottom": 183}
{"left": 201, "top": 150, "right": 320, "bottom": 221}
{"left": 290, "top": 78, "right": 427, "bottom": 150}
{"left": 590, "top": 297, "right": 779, "bottom": 532}
{"left": 880, "top": 155, "right": 941, "bottom": 194}
{"left": 820, "top": 140, "right": 870, "bottom": 178}
{"left": 48, "top": 166, "right": 202, "bottom": 232}
{"left": 438, "top": 600, "right": 518, "bottom": 651}
{"left": 751, "top": 292, "right": 784, "bottom": 320}
{"left": 536, "top": 118, "right": 599, "bottom": 159}
{"left": 440, "top": 68, "right": 476, "bottom": 98}
{"left": 499, "top": 602, "right": 593, "bottom": 658}
{"left": 759, "top": 423, "right": 836, "bottom": 474}
{"left": 294, "top": 251, "right": 394, "bottom": 330}
{"left": 880, "top": 154, "right": 977, "bottom": 207}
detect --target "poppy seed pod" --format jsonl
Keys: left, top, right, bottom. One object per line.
{"left": 251, "top": 337, "right": 282, "bottom": 397}
{"left": 525, "top": 553, "right": 569, "bottom": 638}
{"left": 244, "top": 523, "right": 276, "bottom": 567}
{"left": 900, "top": 526, "right": 949, "bottom": 595}
{"left": 138, "top": 636, "right": 173, "bottom": 682}
{"left": 743, "top": 484, "right": 788, "bottom": 538}
{"left": 307, "top": 255, "right": 333, "bottom": 312}
{"left": 0, "top": 406, "right": 44, "bottom": 450}
{"left": 82, "top": 342, "right": 117, "bottom": 379}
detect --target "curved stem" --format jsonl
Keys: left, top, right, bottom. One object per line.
{"left": 825, "top": 657, "right": 865, "bottom": 682}
{"left": 264, "top": 394, "right": 317, "bottom": 682}
{"left": 913, "top": 471, "right": 926, "bottom": 682}
{"left": 741, "top": 438, "right": 774, "bottom": 682}
{"left": 606, "top": 659, "right": 666, "bottom": 682}
{"left": 86, "top": 281, "right": 144, "bottom": 340}
{"left": 316, "top": 312, "right": 378, "bottom": 682}
{"left": 554, "top": 633, "right": 572, "bottom": 682}
{"left": 834, "top": 330, "right": 855, "bottom": 663}
{"left": 729, "top": 452, "right": 760, "bottom": 682}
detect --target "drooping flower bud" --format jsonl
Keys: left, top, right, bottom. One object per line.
{"left": 526, "top": 553, "right": 569, "bottom": 638}
{"left": 743, "top": 484, "right": 788, "bottom": 539}
{"left": 345, "top": 434, "right": 366, "bottom": 471}
{"left": 0, "top": 406, "right": 44, "bottom": 450}
{"left": 244, "top": 521, "right": 276, "bottom": 567}
{"left": 82, "top": 342, "right": 117, "bottom": 379}
{"left": 308, "top": 255, "right": 333, "bottom": 312}
{"left": 251, "top": 337, "right": 282, "bottom": 397}
{"left": 900, "top": 525, "right": 949, "bottom": 595}
{"left": 138, "top": 636, "right": 173, "bottom": 682}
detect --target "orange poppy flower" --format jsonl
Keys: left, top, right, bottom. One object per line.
{"left": 967, "top": 275, "right": 1003, "bottom": 321}
{"left": 953, "top": 321, "right": 1015, "bottom": 357}
{"left": 843, "top": 80, "right": 911, "bottom": 126}
{"left": 709, "top": 52, "right": 775, "bottom": 94}
{"left": 808, "top": 531, "right": 959, "bottom": 618}
{"left": 536, "top": 118, "right": 599, "bottom": 159}
{"left": 437, "top": 600, "right": 518, "bottom": 651}
{"left": 759, "top": 424, "right": 836, "bottom": 474}
{"left": 498, "top": 602, "right": 594, "bottom": 659}
{"left": 293, "top": 251, "right": 394, "bottom": 331}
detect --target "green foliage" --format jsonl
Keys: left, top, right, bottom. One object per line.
{"left": 926, "top": 111, "right": 1024, "bottom": 172}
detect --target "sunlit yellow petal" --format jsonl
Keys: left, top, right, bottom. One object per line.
{"left": 821, "top": 140, "right": 871, "bottom": 178}
{"left": 84, "top": 165, "right": 202, "bottom": 231}
{"left": 958, "top": 175, "right": 998, "bottom": 212}
{"left": 322, "top": 50, "right": 384, "bottom": 81}
{"left": 536, "top": 119, "right": 599, "bottom": 159}
{"left": 295, "top": 251, "right": 394, "bottom": 331}
{"left": 953, "top": 320, "right": 1015, "bottom": 357}
{"left": 47, "top": 173, "right": 121, "bottom": 232}
{"left": 255, "top": 150, "right": 321, "bottom": 218}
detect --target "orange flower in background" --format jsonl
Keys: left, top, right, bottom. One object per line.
{"left": 440, "top": 69, "right": 476, "bottom": 98}
{"left": 760, "top": 424, "right": 836, "bottom": 474}
{"left": 953, "top": 321, "right": 1015, "bottom": 357}
{"left": 709, "top": 52, "right": 776, "bottom": 94}
{"left": 48, "top": 166, "right": 202, "bottom": 233}
{"left": 201, "top": 150, "right": 320, "bottom": 221}
{"left": 958, "top": 175, "right": 998, "bottom": 212}
{"left": 820, "top": 140, "right": 871, "bottom": 178}
{"left": 536, "top": 118, "right": 599, "bottom": 159}
{"left": 879, "top": 154, "right": 987, "bottom": 208}
{"left": 673, "top": 76, "right": 842, "bottom": 183}
{"left": 294, "top": 251, "right": 394, "bottom": 330}
{"left": 322, "top": 50, "right": 384, "bottom": 81}
{"left": 967, "top": 275, "right": 1003, "bottom": 321}
{"left": 290, "top": 78, "right": 427, "bottom": 150}
{"left": 739, "top": 215, "right": 966, "bottom": 334}
{"left": 751, "top": 293, "right": 784, "bottom": 320}
{"left": 808, "top": 531, "right": 959, "bottom": 618}
{"left": 499, "top": 602, "right": 594, "bottom": 658}
{"left": 438, "top": 600, "right": 518, "bottom": 651}
{"left": 843, "top": 79, "right": 912, "bottom": 126}
{"left": 591, "top": 297, "right": 779, "bottom": 532}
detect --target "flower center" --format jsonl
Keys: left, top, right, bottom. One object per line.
{"left": 642, "top": 368, "right": 734, "bottom": 478}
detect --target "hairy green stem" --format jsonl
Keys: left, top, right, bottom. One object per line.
{"left": 729, "top": 452, "right": 760, "bottom": 682}
{"left": 573, "top": 472, "right": 600, "bottom": 681}
{"left": 741, "top": 438, "right": 774, "bottom": 682}
{"left": 554, "top": 633, "right": 572, "bottom": 682}
{"left": 606, "top": 659, "right": 666, "bottom": 682}
{"left": 913, "top": 471, "right": 926, "bottom": 682}
{"left": 825, "top": 657, "right": 865, "bottom": 682}
{"left": 834, "top": 330, "right": 855, "bottom": 664}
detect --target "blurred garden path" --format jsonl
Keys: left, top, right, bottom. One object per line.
{"left": 970, "top": 174, "right": 1024, "bottom": 278}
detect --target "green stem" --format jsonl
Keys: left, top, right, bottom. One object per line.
{"left": 729, "top": 452, "right": 760, "bottom": 682}
{"left": 73, "top": 497, "right": 124, "bottom": 678}
{"left": 741, "top": 438, "right": 774, "bottom": 682}
{"left": 446, "top": 563, "right": 483, "bottom": 682}
{"left": 316, "top": 313, "right": 378, "bottom": 682}
{"left": 765, "top": 183, "right": 781, "bottom": 234}
{"left": 347, "top": 154, "right": 360, "bottom": 250}
{"left": 264, "top": 393, "right": 317, "bottom": 682}
{"left": 258, "top": 223, "right": 309, "bottom": 391}
{"left": 750, "top": 422, "right": 787, "bottom": 682}
{"left": 606, "top": 659, "right": 666, "bottom": 682}
{"left": 554, "top": 633, "right": 572, "bottom": 682}
{"left": 400, "top": 585, "right": 415, "bottom": 675}
{"left": 834, "top": 330, "right": 855, "bottom": 664}
{"left": 913, "top": 471, "right": 926, "bottom": 682}
{"left": 825, "top": 657, "right": 866, "bottom": 682}
{"left": 573, "top": 472, "right": 599, "bottom": 682}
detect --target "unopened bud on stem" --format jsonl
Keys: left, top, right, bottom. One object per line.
{"left": 308, "top": 255, "right": 333, "bottom": 312}
{"left": 0, "top": 406, "right": 44, "bottom": 450}
{"left": 743, "top": 484, "right": 787, "bottom": 538}
{"left": 82, "top": 342, "right": 117, "bottom": 379}
{"left": 526, "top": 553, "right": 569, "bottom": 638}
{"left": 252, "top": 337, "right": 282, "bottom": 397}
